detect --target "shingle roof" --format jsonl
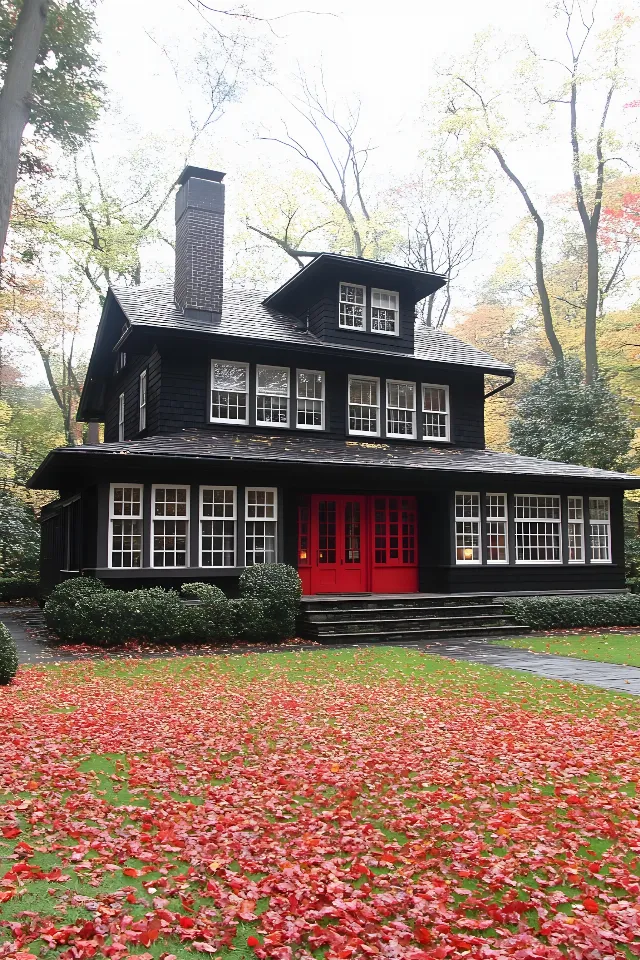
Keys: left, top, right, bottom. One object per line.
{"left": 29, "top": 429, "right": 640, "bottom": 488}
{"left": 110, "top": 283, "right": 513, "bottom": 375}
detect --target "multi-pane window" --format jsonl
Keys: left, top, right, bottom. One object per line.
{"left": 589, "top": 497, "right": 611, "bottom": 562}
{"left": 374, "top": 496, "right": 417, "bottom": 565}
{"left": 118, "top": 392, "right": 125, "bottom": 442}
{"left": 422, "top": 385, "right": 449, "bottom": 440}
{"left": 210, "top": 360, "right": 249, "bottom": 424}
{"left": 245, "top": 488, "right": 277, "bottom": 565}
{"left": 386, "top": 381, "right": 416, "bottom": 438}
{"left": 339, "top": 282, "right": 365, "bottom": 330}
{"left": 139, "top": 370, "right": 147, "bottom": 432}
{"left": 371, "top": 288, "right": 399, "bottom": 335}
{"left": 455, "top": 493, "right": 481, "bottom": 563}
{"left": 256, "top": 365, "right": 289, "bottom": 427}
{"left": 486, "top": 494, "right": 508, "bottom": 563}
{"left": 200, "top": 487, "right": 236, "bottom": 567}
{"left": 152, "top": 486, "right": 189, "bottom": 567}
{"left": 296, "top": 370, "right": 324, "bottom": 430}
{"left": 515, "top": 495, "right": 561, "bottom": 563}
{"left": 568, "top": 496, "right": 585, "bottom": 563}
{"left": 348, "top": 376, "right": 379, "bottom": 436}
{"left": 109, "top": 484, "right": 142, "bottom": 568}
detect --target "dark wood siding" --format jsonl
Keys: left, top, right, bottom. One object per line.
{"left": 104, "top": 349, "right": 160, "bottom": 442}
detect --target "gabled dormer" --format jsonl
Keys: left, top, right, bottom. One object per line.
{"left": 263, "top": 254, "right": 447, "bottom": 354}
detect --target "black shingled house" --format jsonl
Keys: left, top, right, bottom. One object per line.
{"left": 30, "top": 166, "right": 640, "bottom": 609}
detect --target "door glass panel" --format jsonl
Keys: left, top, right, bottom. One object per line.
{"left": 389, "top": 497, "right": 399, "bottom": 559}
{"left": 401, "top": 497, "right": 416, "bottom": 564}
{"left": 374, "top": 497, "right": 386, "bottom": 563}
{"left": 318, "top": 500, "right": 336, "bottom": 564}
{"left": 344, "top": 502, "right": 361, "bottom": 563}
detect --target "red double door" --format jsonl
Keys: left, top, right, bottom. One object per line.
{"left": 298, "top": 494, "right": 418, "bottom": 595}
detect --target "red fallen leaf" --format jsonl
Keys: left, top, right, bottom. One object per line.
{"left": 1, "top": 827, "right": 20, "bottom": 839}
{"left": 247, "top": 936, "right": 260, "bottom": 948}
{"left": 123, "top": 867, "right": 139, "bottom": 877}
{"left": 0, "top": 890, "right": 16, "bottom": 902}
{"left": 178, "top": 916, "right": 195, "bottom": 929}
{"left": 582, "top": 897, "right": 599, "bottom": 914}
{"left": 126, "top": 893, "right": 137, "bottom": 903}
{"left": 415, "top": 926, "right": 431, "bottom": 944}
{"left": 588, "top": 861, "right": 601, "bottom": 874}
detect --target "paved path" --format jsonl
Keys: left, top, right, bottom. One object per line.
{"left": 3, "top": 606, "right": 640, "bottom": 696}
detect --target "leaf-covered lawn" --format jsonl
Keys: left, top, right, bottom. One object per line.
{"left": 495, "top": 632, "right": 640, "bottom": 667}
{"left": 1, "top": 647, "right": 640, "bottom": 960}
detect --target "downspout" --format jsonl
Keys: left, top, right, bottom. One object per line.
{"left": 484, "top": 373, "right": 515, "bottom": 400}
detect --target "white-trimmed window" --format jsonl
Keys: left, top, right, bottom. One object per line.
{"left": 139, "top": 370, "right": 147, "bottom": 432}
{"left": 256, "top": 365, "right": 289, "bottom": 427}
{"left": 200, "top": 487, "right": 236, "bottom": 567}
{"left": 386, "top": 380, "right": 416, "bottom": 438}
{"left": 371, "top": 288, "right": 399, "bottom": 335}
{"left": 339, "top": 282, "right": 365, "bottom": 330}
{"left": 296, "top": 369, "right": 324, "bottom": 430}
{"left": 486, "top": 494, "right": 508, "bottom": 563}
{"left": 245, "top": 488, "right": 277, "bottom": 565}
{"left": 515, "top": 495, "right": 561, "bottom": 563}
{"left": 152, "top": 485, "right": 189, "bottom": 568}
{"left": 348, "top": 376, "right": 380, "bottom": 436}
{"left": 422, "top": 384, "right": 449, "bottom": 441}
{"left": 589, "top": 497, "right": 611, "bottom": 562}
{"left": 118, "top": 392, "right": 125, "bottom": 442}
{"left": 568, "top": 496, "right": 585, "bottom": 563}
{"left": 455, "top": 492, "right": 481, "bottom": 563}
{"left": 210, "top": 360, "right": 249, "bottom": 424}
{"left": 109, "top": 484, "right": 143, "bottom": 568}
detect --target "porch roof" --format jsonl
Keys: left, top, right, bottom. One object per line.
{"left": 29, "top": 429, "right": 640, "bottom": 489}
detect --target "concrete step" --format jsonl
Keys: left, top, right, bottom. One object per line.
{"left": 308, "top": 614, "right": 516, "bottom": 635}
{"left": 313, "top": 624, "right": 531, "bottom": 644}
{"left": 305, "top": 602, "right": 505, "bottom": 623}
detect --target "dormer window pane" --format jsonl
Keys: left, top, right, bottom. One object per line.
{"left": 422, "top": 384, "right": 449, "bottom": 440}
{"left": 211, "top": 360, "right": 248, "bottom": 424}
{"left": 256, "top": 365, "right": 289, "bottom": 427}
{"left": 348, "top": 376, "right": 379, "bottom": 436}
{"left": 371, "top": 288, "right": 399, "bottom": 335}
{"left": 297, "top": 369, "right": 325, "bottom": 430}
{"left": 339, "top": 283, "right": 365, "bottom": 330}
{"left": 386, "top": 381, "right": 416, "bottom": 437}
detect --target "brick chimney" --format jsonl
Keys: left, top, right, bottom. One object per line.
{"left": 174, "top": 166, "right": 225, "bottom": 322}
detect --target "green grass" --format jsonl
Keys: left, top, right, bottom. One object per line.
{"left": 493, "top": 632, "right": 640, "bottom": 667}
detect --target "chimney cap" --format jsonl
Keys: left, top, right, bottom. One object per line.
{"left": 177, "top": 166, "right": 225, "bottom": 186}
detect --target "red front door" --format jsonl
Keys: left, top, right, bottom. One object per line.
{"left": 309, "top": 495, "right": 368, "bottom": 594}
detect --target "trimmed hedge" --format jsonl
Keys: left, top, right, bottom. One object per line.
{"left": 0, "top": 622, "right": 18, "bottom": 684}
{"left": 43, "top": 565, "right": 302, "bottom": 646}
{"left": 504, "top": 594, "right": 640, "bottom": 631}
{"left": 0, "top": 578, "right": 41, "bottom": 602}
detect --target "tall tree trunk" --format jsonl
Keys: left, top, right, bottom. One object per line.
{"left": 0, "top": 0, "right": 50, "bottom": 265}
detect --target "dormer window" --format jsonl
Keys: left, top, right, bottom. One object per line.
{"left": 339, "top": 283, "right": 365, "bottom": 330}
{"left": 371, "top": 289, "right": 399, "bottom": 335}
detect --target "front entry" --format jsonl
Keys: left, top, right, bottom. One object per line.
{"left": 297, "top": 495, "right": 419, "bottom": 594}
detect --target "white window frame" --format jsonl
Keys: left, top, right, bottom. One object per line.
{"left": 118, "top": 392, "right": 125, "bottom": 442}
{"left": 338, "top": 282, "right": 366, "bottom": 331}
{"left": 296, "top": 369, "right": 325, "bottom": 431}
{"left": 421, "top": 383, "right": 450, "bottom": 442}
{"left": 256, "top": 364, "right": 290, "bottom": 428}
{"left": 139, "top": 370, "right": 147, "bottom": 432}
{"left": 568, "top": 496, "right": 585, "bottom": 564}
{"left": 210, "top": 359, "right": 249, "bottom": 425}
{"left": 150, "top": 484, "right": 190, "bottom": 569}
{"left": 386, "top": 379, "right": 416, "bottom": 439}
{"left": 108, "top": 483, "right": 143, "bottom": 569}
{"left": 455, "top": 492, "right": 482, "bottom": 564}
{"left": 514, "top": 494, "right": 562, "bottom": 564}
{"left": 199, "top": 486, "right": 237, "bottom": 568}
{"left": 589, "top": 497, "right": 612, "bottom": 564}
{"left": 348, "top": 375, "right": 380, "bottom": 437}
{"left": 486, "top": 493, "right": 508, "bottom": 564}
{"left": 371, "top": 288, "right": 400, "bottom": 336}
{"left": 245, "top": 487, "right": 278, "bottom": 566}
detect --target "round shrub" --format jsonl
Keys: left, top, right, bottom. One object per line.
{"left": 124, "top": 588, "right": 189, "bottom": 642}
{"left": 187, "top": 598, "right": 233, "bottom": 643}
{"left": 44, "top": 577, "right": 109, "bottom": 641}
{"left": 0, "top": 622, "right": 18, "bottom": 684}
{"left": 239, "top": 563, "right": 301, "bottom": 640}
{"left": 228, "top": 597, "right": 266, "bottom": 642}
{"left": 181, "top": 582, "right": 227, "bottom": 602}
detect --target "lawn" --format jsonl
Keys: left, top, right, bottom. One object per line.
{"left": 494, "top": 632, "right": 640, "bottom": 667}
{"left": 1, "top": 648, "right": 640, "bottom": 960}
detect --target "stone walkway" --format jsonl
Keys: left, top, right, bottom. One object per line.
{"left": 2, "top": 606, "right": 640, "bottom": 696}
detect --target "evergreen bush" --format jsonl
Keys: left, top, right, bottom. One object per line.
{"left": 0, "top": 622, "right": 18, "bottom": 684}
{"left": 504, "top": 594, "right": 640, "bottom": 630}
{"left": 181, "top": 582, "right": 227, "bottom": 602}
{"left": 0, "top": 577, "right": 41, "bottom": 601}
{"left": 239, "top": 563, "right": 302, "bottom": 640}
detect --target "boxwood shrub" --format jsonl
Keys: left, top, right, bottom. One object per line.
{"left": 0, "top": 577, "right": 41, "bottom": 602}
{"left": 504, "top": 594, "right": 640, "bottom": 631}
{"left": 239, "top": 563, "right": 302, "bottom": 641}
{"left": 0, "top": 622, "right": 18, "bottom": 684}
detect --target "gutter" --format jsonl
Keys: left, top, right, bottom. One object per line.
{"left": 484, "top": 372, "right": 515, "bottom": 400}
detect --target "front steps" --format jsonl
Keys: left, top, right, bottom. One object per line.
{"left": 299, "top": 593, "right": 530, "bottom": 644}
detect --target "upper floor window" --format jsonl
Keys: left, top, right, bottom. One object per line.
{"left": 297, "top": 369, "right": 324, "bottom": 430}
{"left": 386, "top": 380, "right": 416, "bottom": 438}
{"left": 139, "top": 370, "right": 147, "bottom": 432}
{"left": 371, "top": 288, "right": 399, "bottom": 335}
{"left": 348, "top": 376, "right": 379, "bottom": 436}
{"left": 211, "top": 360, "right": 248, "bottom": 424}
{"left": 422, "top": 384, "right": 449, "bottom": 441}
{"left": 589, "top": 497, "right": 611, "bottom": 562}
{"left": 339, "top": 282, "right": 365, "bottom": 330}
{"left": 256, "top": 365, "right": 289, "bottom": 427}
{"left": 118, "top": 393, "right": 125, "bottom": 442}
